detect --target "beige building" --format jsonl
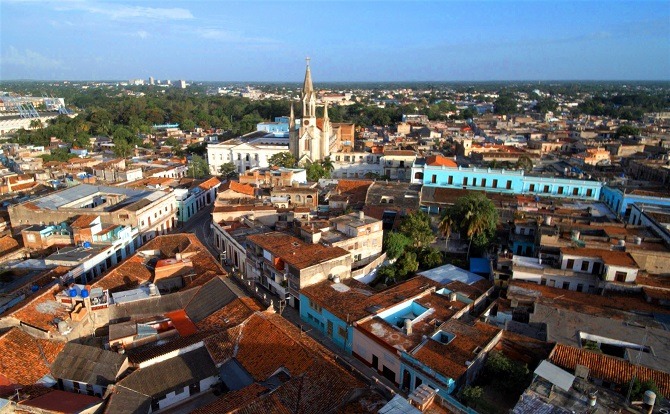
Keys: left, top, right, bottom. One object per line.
{"left": 245, "top": 232, "right": 351, "bottom": 308}
{"left": 8, "top": 184, "right": 176, "bottom": 243}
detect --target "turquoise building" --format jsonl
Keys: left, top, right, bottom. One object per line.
{"left": 418, "top": 165, "right": 602, "bottom": 214}
{"left": 600, "top": 186, "right": 670, "bottom": 219}
{"left": 299, "top": 292, "right": 353, "bottom": 353}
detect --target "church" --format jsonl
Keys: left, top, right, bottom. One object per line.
{"left": 289, "top": 60, "right": 353, "bottom": 165}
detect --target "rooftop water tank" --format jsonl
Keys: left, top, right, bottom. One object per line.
{"left": 68, "top": 288, "right": 78, "bottom": 298}
{"left": 83, "top": 241, "right": 91, "bottom": 248}
{"left": 80, "top": 289, "right": 89, "bottom": 298}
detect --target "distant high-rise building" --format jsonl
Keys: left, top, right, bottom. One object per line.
{"left": 167, "top": 80, "right": 172, "bottom": 85}
{"left": 149, "top": 76, "right": 155, "bottom": 85}
{"left": 179, "top": 80, "right": 186, "bottom": 89}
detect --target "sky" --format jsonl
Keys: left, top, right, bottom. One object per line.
{"left": 1, "top": 0, "right": 669, "bottom": 81}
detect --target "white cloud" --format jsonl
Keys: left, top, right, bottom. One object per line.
{"left": 56, "top": 2, "right": 194, "bottom": 21}
{"left": 1, "top": 46, "right": 64, "bottom": 69}
{"left": 196, "top": 28, "right": 278, "bottom": 45}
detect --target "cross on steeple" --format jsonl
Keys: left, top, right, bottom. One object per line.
{"left": 306, "top": 56, "right": 311, "bottom": 67}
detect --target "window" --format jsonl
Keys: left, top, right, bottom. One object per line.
{"left": 566, "top": 259, "right": 575, "bottom": 269}
{"left": 586, "top": 189, "right": 593, "bottom": 197}
{"left": 175, "top": 387, "right": 185, "bottom": 395}
{"left": 481, "top": 178, "right": 486, "bottom": 187}
{"left": 615, "top": 271, "right": 627, "bottom": 282}
{"left": 472, "top": 178, "right": 477, "bottom": 186}
{"left": 492, "top": 179, "right": 498, "bottom": 188}
{"left": 462, "top": 177, "right": 468, "bottom": 186}
{"left": 529, "top": 184, "right": 535, "bottom": 192}
{"left": 506, "top": 180, "right": 512, "bottom": 189}
{"left": 431, "top": 175, "right": 437, "bottom": 184}
{"left": 558, "top": 186, "right": 564, "bottom": 195}
{"left": 327, "top": 320, "right": 333, "bottom": 336}
{"left": 562, "top": 282, "right": 570, "bottom": 290}
{"left": 581, "top": 261, "right": 589, "bottom": 272}
{"left": 544, "top": 185, "right": 550, "bottom": 193}
{"left": 338, "top": 326, "right": 347, "bottom": 338}
{"left": 309, "top": 299, "right": 322, "bottom": 313}
{"left": 577, "top": 283, "right": 584, "bottom": 292}
{"left": 448, "top": 176, "right": 453, "bottom": 185}
{"left": 573, "top": 188, "right": 579, "bottom": 196}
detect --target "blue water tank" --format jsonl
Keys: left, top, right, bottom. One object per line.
{"left": 31, "top": 285, "right": 39, "bottom": 292}
{"left": 80, "top": 289, "right": 89, "bottom": 298}
{"left": 83, "top": 242, "right": 91, "bottom": 248}
{"left": 68, "top": 288, "right": 78, "bottom": 297}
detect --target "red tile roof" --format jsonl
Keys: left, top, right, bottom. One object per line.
{"left": 246, "top": 232, "right": 349, "bottom": 271}
{"left": 70, "top": 215, "right": 98, "bottom": 228}
{"left": 93, "top": 234, "right": 226, "bottom": 293}
{"left": 198, "top": 176, "right": 221, "bottom": 191}
{"left": 19, "top": 389, "right": 102, "bottom": 412}
{"left": 165, "top": 309, "right": 198, "bottom": 337}
{"left": 0, "top": 328, "right": 64, "bottom": 387}
{"left": 560, "top": 247, "right": 639, "bottom": 268}
{"left": 550, "top": 343, "right": 670, "bottom": 397}
{"left": 411, "top": 320, "right": 500, "bottom": 381}
{"left": 196, "top": 297, "right": 263, "bottom": 331}
{"left": 220, "top": 180, "right": 255, "bottom": 197}
{"left": 425, "top": 155, "right": 457, "bottom": 167}
{"left": 6, "top": 285, "right": 70, "bottom": 332}
{"left": 0, "top": 236, "right": 19, "bottom": 256}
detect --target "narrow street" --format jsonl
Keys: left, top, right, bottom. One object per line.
{"left": 176, "top": 203, "right": 399, "bottom": 394}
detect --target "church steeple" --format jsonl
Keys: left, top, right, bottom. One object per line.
{"left": 289, "top": 102, "right": 295, "bottom": 129}
{"left": 301, "top": 57, "right": 316, "bottom": 118}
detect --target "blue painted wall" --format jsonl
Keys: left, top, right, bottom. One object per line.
{"left": 422, "top": 165, "right": 602, "bottom": 201}
{"left": 299, "top": 293, "right": 353, "bottom": 353}
{"left": 601, "top": 186, "right": 670, "bottom": 218}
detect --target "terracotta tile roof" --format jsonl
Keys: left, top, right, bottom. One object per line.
{"left": 70, "top": 214, "right": 98, "bottom": 228}
{"left": 192, "top": 383, "right": 291, "bottom": 414}
{"left": 425, "top": 155, "right": 457, "bottom": 167}
{"left": 164, "top": 309, "right": 198, "bottom": 337}
{"left": 246, "top": 232, "right": 349, "bottom": 271}
{"left": 507, "top": 281, "right": 667, "bottom": 318}
{"left": 410, "top": 320, "right": 500, "bottom": 381}
{"left": 550, "top": 343, "right": 670, "bottom": 397}
{"left": 0, "top": 328, "right": 64, "bottom": 387}
{"left": 560, "top": 247, "right": 638, "bottom": 268}
{"left": 220, "top": 180, "right": 256, "bottom": 197}
{"left": 333, "top": 179, "right": 373, "bottom": 207}
{"left": 0, "top": 236, "right": 19, "bottom": 256}
{"left": 6, "top": 285, "right": 70, "bottom": 332}
{"left": 18, "top": 389, "right": 102, "bottom": 412}
{"left": 198, "top": 176, "right": 221, "bottom": 191}
{"left": 93, "top": 234, "right": 226, "bottom": 293}
{"left": 196, "top": 297, "right": 263, "bottom": 331}
{"left": 302, "top": 276, "right": 440, "bottom": 322}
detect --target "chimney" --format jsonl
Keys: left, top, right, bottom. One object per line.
{"left": 404, "top": 318, "right": 413, "bottom": 335}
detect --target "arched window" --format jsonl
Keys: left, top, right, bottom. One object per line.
{"left": 295, "top": 195, "right": 302, "bottom": 202}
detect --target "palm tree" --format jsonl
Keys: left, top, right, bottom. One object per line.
{"left": 320, "top": 156, "right": 334, "bottom": 173}
{"left": 438, "top": 212, "right": 454, "bottom": 252}
{"left": 447, "top": 192, "right": 499, "bottom": 259}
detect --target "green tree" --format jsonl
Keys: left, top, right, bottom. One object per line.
{"left": 417, "top": 247, "right": 444, "bottom": 270}
{"left": 268, "top": 152, "right": 297, "bottom": 168}
{"left": 112, "top": 138, "right": 133, "bottom": 158}
{"left": 616, "top": 125, "right": 640, "bottom": 138}
{"left": 628, "top": 378, "right": 661, "bottom": 402}
{"left": 181, "top": 119, "right": 196, "bottom": 131}
{"left": 398, "top": 211, "right": 435, "bottom": 247}
{"left": 444, "top": 192, "right": 499, "bottom": 258}
{"left": 482, "top": 351, "right": 531, "bottom": 393}
{"left": 383, "top": 232, "right": 411, "bottom": 260}
{"left": 320, "top": 156, "right": 334, "bottom": 173}
{"left": 535, "top": 98, "right": 558, "bottom": 114}
{"left": 395, "top": 251, "right": 419, "bottom": 279}
{"left": 219, "top": 162, "right": 238, "bottom": 180}
{"left": 187, "top": 154, "right": 210, "bottom": 179}
{"left": 494, "top": 94, "right": 518, "bottom": 116}
{"left": 306, "top": 162, "right": 330, "bottom": 182}
{"left": 515, "top": 155, "right": 534, "bottom": 173}
{"left": 375, "top": 265, "right": 397, "bottom": 285}
{"left": 461, "top": 385, "right": 484, "bottom": 408}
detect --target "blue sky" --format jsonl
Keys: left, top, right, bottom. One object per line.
{"left": 1, "top": 1, "right": 668, "bottom": 81}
